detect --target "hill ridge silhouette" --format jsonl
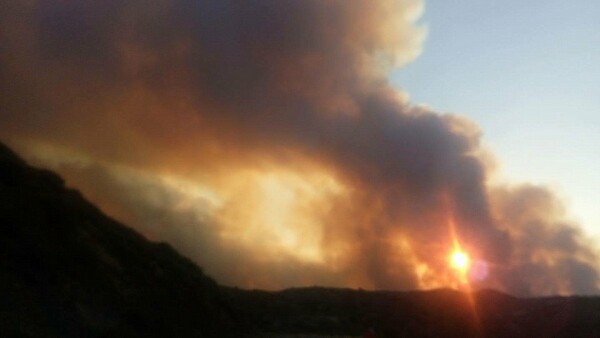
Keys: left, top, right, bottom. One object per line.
{"left": 0, "top": 141, "right": 244, "bottom": 337}
{"left": 2, "top": 141, "right": 600, "bottom": 337}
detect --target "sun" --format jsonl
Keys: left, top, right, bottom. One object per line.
{"left": 451, "top": 251, "right": 470, "bottom": 272}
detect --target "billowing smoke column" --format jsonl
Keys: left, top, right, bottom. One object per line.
{"left": 1, "top": 0, "right": 597, "bottom": 295}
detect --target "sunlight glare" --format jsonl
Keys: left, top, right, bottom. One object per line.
{"left": 451, "top": 251, "right": 469, "bottom": 272}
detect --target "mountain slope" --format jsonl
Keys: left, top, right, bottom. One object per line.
{"left": 0, "top": 142, "right": 244, "bottom": 337}
{"left": 4, "top": 141, "right": 600, "bottom": 338}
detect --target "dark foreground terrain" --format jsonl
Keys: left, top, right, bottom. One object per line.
{"left": 0, "top": 142, "right": 243, "bottom": 337}
{"left": 225, "top": 286, "right": 600, "bottom": 337}
{"left": 2, "top": 141, "right": 600, "bottom": 337}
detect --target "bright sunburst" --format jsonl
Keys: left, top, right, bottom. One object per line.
{"left": 451, "top": 251, "right": 470, "bottom": 272}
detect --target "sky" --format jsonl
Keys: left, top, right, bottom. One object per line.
{"left": 1, "top": 0, "right": 599, "bottom": 296}
{"left": 391, "top": 0, "right": 600, "bottom": 238}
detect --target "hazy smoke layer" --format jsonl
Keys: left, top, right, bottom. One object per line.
{"left": 1, "top": 0, "right": 597, "bottom": 295}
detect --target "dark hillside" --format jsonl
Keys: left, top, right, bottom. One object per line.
{"left": 223, "top": 286, "right": 600, "bottom": 337}
{"left": 3, "top": 141, "right": 600, "bottom": 338}
{"left": 0, "top": 142, "right": 244, "bottom": 337}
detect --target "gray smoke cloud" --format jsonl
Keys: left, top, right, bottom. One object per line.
{"left": 1, "top": 0, "right": 597, "bottom": 295}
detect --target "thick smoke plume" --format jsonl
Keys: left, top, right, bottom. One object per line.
{"left": 1, "top": 0, "right": 597, "bottom": 295}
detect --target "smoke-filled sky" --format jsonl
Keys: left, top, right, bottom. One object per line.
{"left": 1, "top": 0, "right": 599, "bottom": 296}
{"left": 391, "top": 0, "right": 600, "bottom": 241}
